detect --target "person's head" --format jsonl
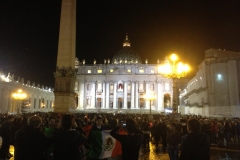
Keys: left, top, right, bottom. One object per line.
{"left": 170, "top": 123, "right": 176, "bottom": 131}
{"left": 48, "top": 117, "right": 56, "bottom": 128}
{"left": 61, "top": 114, "right": 73, "bottom": 130}
{"left": 126, "top": 118, "right": 137, "bottom": 134}
{"left": 28, "top": 115, "right": 42, "bottom": 128}
{"left": 187, "top": 119, "right": 201, "bottom": 132}
{"left": 8, "top": 115, "right": 15, "bottom": 122}
{"left": 96, "top": 116, "right": 102, "bottom": 127}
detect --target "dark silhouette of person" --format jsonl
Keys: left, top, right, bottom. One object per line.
{"left": 14, "top": 115, "right": 51, "bottom": 160}
{"left": 52, "top": 114, "right": 87, "bottom": 160}
{"left": 180, "top": 119, "right": 210, "bottom": 160}
{"left": 0, "top": 115, "right": 15, "bottom": 159}
{"left": 110, "top": 118, "right": 143, "bottom": 160}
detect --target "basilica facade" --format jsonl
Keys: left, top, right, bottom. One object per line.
{"left": 75, "top": 36, "right": 174, "bottom": 113}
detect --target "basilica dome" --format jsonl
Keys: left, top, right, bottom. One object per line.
{"left": 112, "top": 35, "right": 142, "bottom": 64}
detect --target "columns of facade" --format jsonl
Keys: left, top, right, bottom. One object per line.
{"left": 91, "top": 82, "right": 96, "bottom": 108}
{"left": 113, "top": 82, "right": 117, "bottom": 109}
{"left": 145, "top": 81, "right": 150, "bottom": 109}
{"left": 135, "top": 82, "right": 139, "bottom": 108}
{"left": 79, "top": 80, "right": 84, "bottom": 110}
{"left": 102, "top": 81, "right": 106, "bottom": 108}
{"left": 157, "top": 81, "right": 164, "bottom": 112}
{"left": 123, "top": 81, "right": 128, "bottom": 109}
{"left": 131, "top": 81, "right": 135, "bottom": 109}
{"left": 106, "top": 81, "right": 110, "bottom": 109}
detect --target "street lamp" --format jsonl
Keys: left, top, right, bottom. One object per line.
{"left": 12, "top": 89, "right": 27, "bottom": 113}
{"left": 158, "top": 54, "right": 190, "bottom": 112}
{"left": 145, "top": 91, "right": 156, "bottom": 115}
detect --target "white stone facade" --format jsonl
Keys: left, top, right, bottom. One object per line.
{"left": 75, "top": 64, "right": 173, "bottom": 113}
{"left": 0, "top": 72, "right": 55, "bottom": 113}
{"left": 179, "top": 49, "right": 240, "bottom": 117}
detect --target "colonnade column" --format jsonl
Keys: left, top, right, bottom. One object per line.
{"left": 113, "top": 82, "right": 117, "bottom": 109}
{"left": 135, "top": 81, "right": 139, "bottom": 108}
{"left": 145, "top": 81, "right": 150, "bottom": 109}
{"left": 106, "top": 81, "right": 110, "bottom": 109}
{"left": 102, "top": 81, "right": 105, "bottom": 108}
{"left": 131, "top": 81, "right": 135, "bottom": 108}
{"left": 79, "top": 80, "right": 85, "bottom": 110}
{"left": 157, "top": 81, "right": 164, "bottom": 112}
{"left": 91, "top": 82, "right": 96, "bottom": 108}
{"left": 123, "top": 81, "right": 128, "bottom": 109}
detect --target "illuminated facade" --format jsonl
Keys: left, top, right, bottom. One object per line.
{"left": 0, "top": 71, "right": 54, "bottom": 113}
{"left": 179, "top": 49, "right": 240, "bottom": 117}
{"left": 75, "top": 36, "right": 175, "bottom": 113}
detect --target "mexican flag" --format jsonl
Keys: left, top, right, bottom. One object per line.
{"left": 88, "top": 130, "right": 122, "bottom": 159}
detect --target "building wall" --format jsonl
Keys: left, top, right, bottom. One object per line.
{"left": 180, "top": 49, "right": 240, "bottom": 117}
{"left": 75, "top": 63, "right": 173, "bottom": 113}
{"left": 0, "top": 72, "right": 55, "bottom": 113}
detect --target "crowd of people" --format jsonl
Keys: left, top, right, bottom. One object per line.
{"left": 0, "top": 112, "right": 239, "bottom": 160}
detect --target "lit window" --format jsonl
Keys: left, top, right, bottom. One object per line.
{"left": 165, "top": 83, "right": 170, "bottom": 90}
{"left": 87, "top": 70, "right": 91, "bottom": 73}
{"left": 110, "top": 84, "right": 113, "bottom": 90}
{"left": 110, "top": 69, "right": 113, "bottom": 72}
{"left": 128, "top": 69, "right": 131, "bottom": 73}
{"left": 151, "top": 69, "right": 155, "bottom": 73}
{"left": 97, "top": 70, "right": 102, "bottom": 73}
{"left": 139, "top": 69, "right": 144, "bottom": 73}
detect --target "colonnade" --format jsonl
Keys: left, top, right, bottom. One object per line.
{"left": 78, "top": 80, "right": 168, "bottom": 112}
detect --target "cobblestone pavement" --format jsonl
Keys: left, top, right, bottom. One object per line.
{"left": 9, "top": 142, "right": 240, "bottom": 160}
{"left": 139, "top": 142, "right": 240, "bottom": 160}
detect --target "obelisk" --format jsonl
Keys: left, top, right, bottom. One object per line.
{"left": 54, "top": 0, "right": 76, "bottom": 113}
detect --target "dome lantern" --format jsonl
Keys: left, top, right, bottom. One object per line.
{"left": 112, "top": 34, "right": 142, "bottom": 64}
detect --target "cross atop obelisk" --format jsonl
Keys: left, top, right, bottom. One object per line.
{"left": 54, "top": 0, "right": 76, "bottom": 113}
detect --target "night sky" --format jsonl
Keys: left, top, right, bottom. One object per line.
{"left": 1, "top": 0, "right": 240, "bottom": 88}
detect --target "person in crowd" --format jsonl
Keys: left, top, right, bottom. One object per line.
{"left": 87, "top": 115, "right": 108, "bottom": 160}
{"left": 201, "top": 119, "right": 211, "bottom": 139}
{"left": 180, "top": 118, "right": 210, "bottom": 160}
{"left": 236, "top": 120, "right": 240, "bottom": 144}
{"left": 52, "top": 114, "right": 87, "bottom": 160}
{"left": 167, "top": 123, "right": 181, "bottom": 160}
{"left": 159, "top": 119, "right": 167, "bottom": 152}
{"left": 152, "top": 120, "right": 161, "bottom": 150}
{"left": 14, "top": 115, "right": 51, "bottom": 160}
{"left": 109, "top": 117, "right": 118, "bottom": 129}
{"left": 44, "top": 117, "right": 57, "bottom": 160}
{"left": 224, "top": 121, "right": 231, "bottom": 144}
{"left": 110, "top": 118, "right": 143, "bottom": 160}
{"left": 180, "top": 119, "right": 188, "bottom": 137}
{"left": 218, "top": 121, "right": 225, "bottom": 143}
{"left": 82, "top": 121, "right": 92, "bottom": 137}
{"left": 0, "top": 115, "right": 15, "bottom": 159}
{"left": 230, "top": 121, "right": 237, "bottom": 142}
{"left": 141, "top": 118, "right": 151, "bottom": 152}
{"left": 210, "top": 121, "right": 218, "bottom": 144}
{"left": 10, "top": 116, "right": 23, "bottom": 146}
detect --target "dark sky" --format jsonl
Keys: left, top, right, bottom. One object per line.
{"left": 1, "top": 0, "right": 240, "bottom": 88}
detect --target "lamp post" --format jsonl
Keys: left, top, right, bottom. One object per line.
{"left": 12, "top": 89, "right": 27, "bottom": 113}
{"left": 158, "top": 54, "right": 190, "bottom": 112}
{"left": 145, "top": 91, "right": 156, "bottom": 115}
